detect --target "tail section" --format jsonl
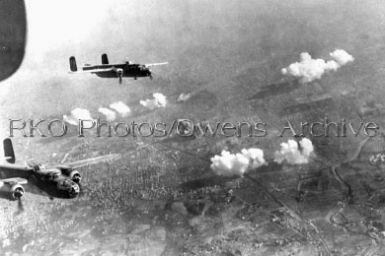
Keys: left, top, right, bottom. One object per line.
{"left": 101, "top": 53, "right": 109, "bottom": 65}
{"left": 69, "top": 56, "right": 77, "bottom": 72}
{"left": 3, "top": 138, "right": 15, "bottom": 164}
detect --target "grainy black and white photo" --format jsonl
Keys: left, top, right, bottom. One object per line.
{"left": 1, "top": 0, "right": 385, "bottom": 255}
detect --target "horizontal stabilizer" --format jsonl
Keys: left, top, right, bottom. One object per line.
{"left": 68, "top": 68, "right": 115, "bottom": 74}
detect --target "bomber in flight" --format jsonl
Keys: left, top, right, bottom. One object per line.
{"left": 0, "top": 138, "right": 119, "bottom": 212}
{"left": 69, "top": 53, "right": 168, "bottom": 83}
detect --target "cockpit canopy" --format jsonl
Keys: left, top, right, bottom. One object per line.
{"left": 56, "top": 166, "right": 73, "bottom": 176}
{"left": 48, "top": 169, "right": 61, "bottom": 179}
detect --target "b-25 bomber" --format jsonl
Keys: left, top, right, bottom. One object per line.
{"left": 0, "top": 138, "right": 120, "bottom": 211}
{"left": 69, "top": 53, "right": 168, "bottom": 83}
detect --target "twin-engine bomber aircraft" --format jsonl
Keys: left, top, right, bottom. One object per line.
{"left": 0, "top": 138, "right": 120, "bottom": 212}
{"left": 69, "top": 53, "right": 168, "bottom": 84}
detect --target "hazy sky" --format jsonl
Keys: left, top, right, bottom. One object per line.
{"left": 0, "top": 0, "right": 170, "bottom": 117}
{"left": 0, "top": 0, "right": 135, "bottom": 135}
{"left": 6, "top": 0, "right": 385, "bottom": 84}
{"left": 12, "top": 0, "right": 157, "bottom": 76}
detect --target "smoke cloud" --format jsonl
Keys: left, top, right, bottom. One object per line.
{"left": 140, "top": 93, "right": 167, "bottom": 110}
{"left": 210, "top": 148, "right": 266, "bottom": 177}
{"left": 63, "top": 108, "right": 94, "bottom": 127}
{"left": 281, "top": 49, "right": 354, "bottom": 83}
{"left": 274, "top": 138, "right": 314, "bottom": 165}
{"left": 98, "top": 107, "right": 117, "bottom": 121}
{"left": 177, "top": 93, "right": 191, "bottom": 102}
{"left": 109, "top": 101, "right": 132, "bottom": 117}
{"left": 329, "top": 49, "right": 354, "bottom": 66}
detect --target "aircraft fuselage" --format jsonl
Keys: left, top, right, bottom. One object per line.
{"left": 84, "top": 63, "right": 151, "bottom": 79}
{"left": 0, "top": 165, "right": 80, "bottom": 199}
{"left": 30, "top": 171, "right": 80, "bottom": 199}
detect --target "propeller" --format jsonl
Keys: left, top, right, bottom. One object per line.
{"left": 78, "top": 182, "right": 86, "bottom": 198}
{"left": 13, "top": 188, "right": 24, "bottom": 215}
{"left": 112, "top": 67, "right": 123, "bottom": 84}
{"left": 17, "top": 197, "right": 24, "bottom": 212}
{"left": 116, "top": 68, "right": 123, "bottom": 84}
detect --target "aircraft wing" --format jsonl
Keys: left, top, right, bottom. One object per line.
{"left": 0, "top": 164, "right": 34, "bottom": 183}
{"left": 0, "top": 163, "right": 34, "bottom": 172}
{"left": 144, "top": 62, "right": 168, "bottom": 68}
{"left": 63, "top": 153, "right": 121, "bottom": 169}
{"left": 0, "top": 177, "right": 28, "bottom": 185}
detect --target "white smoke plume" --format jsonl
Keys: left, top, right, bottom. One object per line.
{"left": 98, "top": 107, "right": 117, "bottom": 121}
{"left": 177, "top": 92, "right": 191, "bottom": 102}
{"left": 329, "top": 49, "right": 354, "bottom": 66}
{"left": 281, "top": 49, "right": 354, "bottom": 83}
{"left": 109, "top": 101, "right": 131, "bottom": 117}
{"left": 274, "top": 138, "right": 314, "bottom": 165}
{"left": 140, "top": 93, "right": 167, "bottom": 110}
{"left": 63, "top": 108, "right": 94, "bottom": 127}
{"left": 210, "top": 148, "right": 266, "bottom": 177}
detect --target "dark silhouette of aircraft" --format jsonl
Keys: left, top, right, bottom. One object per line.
{"left": 0, "top": 1, "right": 26, "bottom": 83}
{"left": 0, "top": 138, "right": 120, "bottom": 212}
{"left": 69, "top": 53, "right": 168, "bottom": 84}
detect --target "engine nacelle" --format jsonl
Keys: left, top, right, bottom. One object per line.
{"left": 69, "top": 170, "right": 82, "bottom": 184}
{"left": 10, "top": 184, "right": 24, "bottom": 200}
{"left": 58, "top": 166, "right": 82, "bottom": 183}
